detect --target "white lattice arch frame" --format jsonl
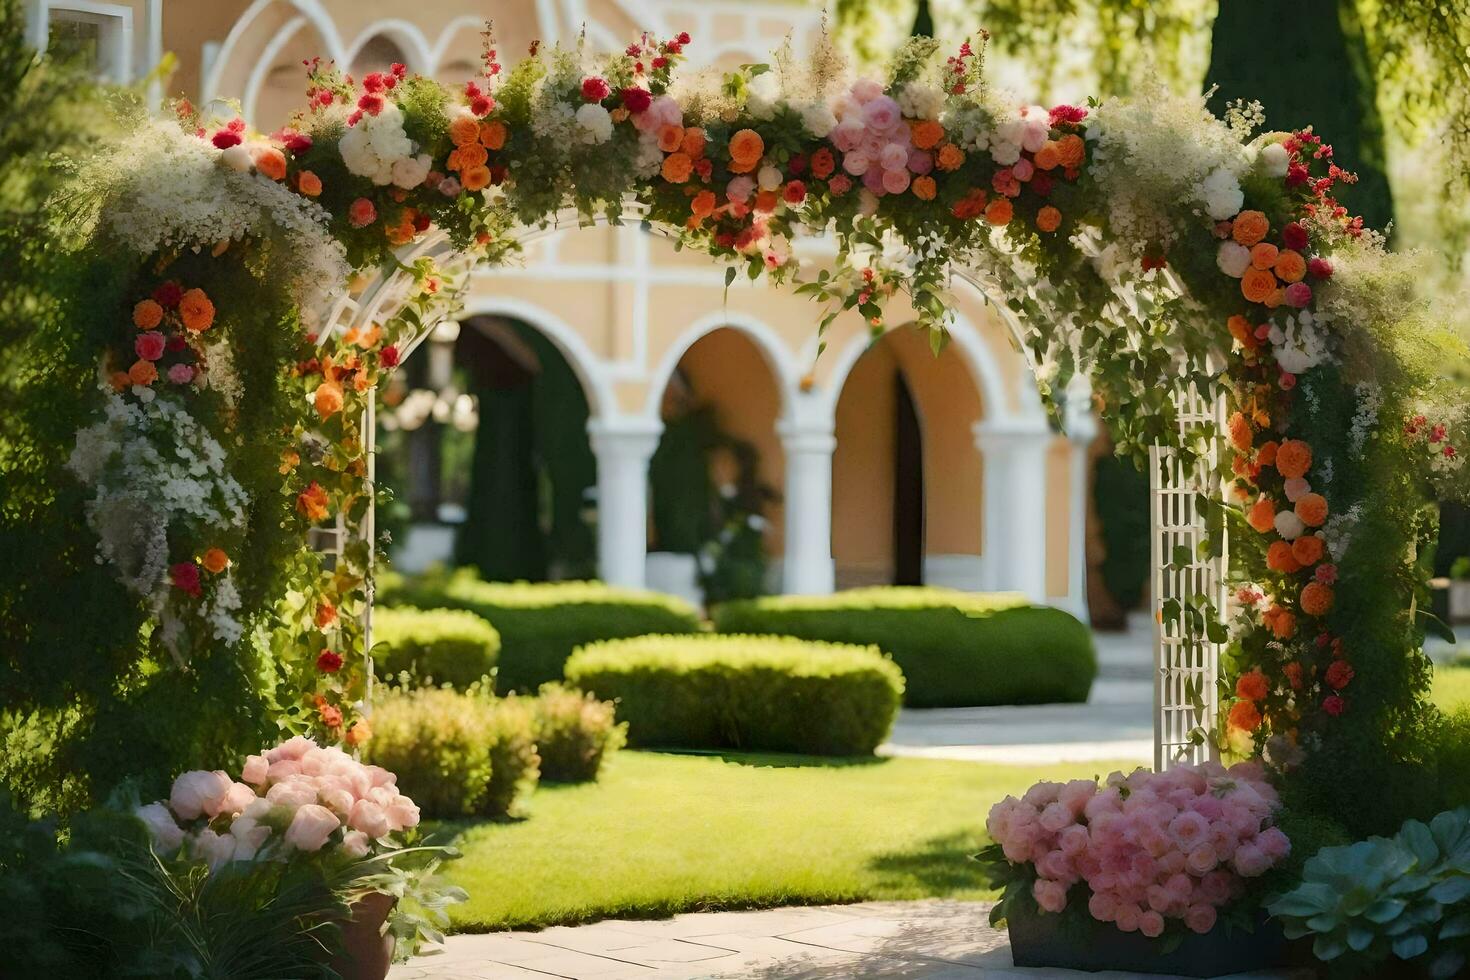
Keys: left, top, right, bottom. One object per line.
{"left": 325, "top": 203, "right": 1227, "bottom": 770}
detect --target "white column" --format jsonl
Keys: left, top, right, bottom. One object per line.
{"left": 778, "top": 419, "right": 836, "bottom": 595}
{"left": 1062, "top": 379, "right": 1099, "bottom": 622}
{"left": 588, "top": 418, "right": 662, "bottom": 589}
{"left": 975, "top": 416, "right": 1052, "bottom": 603}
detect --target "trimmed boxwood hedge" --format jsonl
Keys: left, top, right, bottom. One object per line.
{"left": 712, "top": 587, "right": 1096, "bottom": 708}
{"left": 564, "top": 634, "right": 904, "bottom": 756}
{"left": 370, "top": 606, "right": 500, "bottom": 688}
{"left": 379, "top": 570, "right": 702, "bottom": 693}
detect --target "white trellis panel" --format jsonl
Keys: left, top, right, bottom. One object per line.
{"left": 1150, "top": 376, "right": 1229, "bottom": 770}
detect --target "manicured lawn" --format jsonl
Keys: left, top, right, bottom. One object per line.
{"left": 434, "top": 750, "right": 1135, "bottom": 932}
{"left": 1434, "top": 661, "right": 1470, "bottom": 712}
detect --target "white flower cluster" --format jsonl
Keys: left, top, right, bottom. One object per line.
{"left": 1349, "top": 380, "right": 1382, "bottom": 454}
{"left": 574, "top": 103, "right": 613, "bottom": 144}
{"left": 896, "top": 81, "right": 944, "bottom": 120}
{"left": 1321, "top": 502, "right": 1364, "bottom": 563}
{"left": 339, "top": 103, "right": 431, "bottom": 188}
{"left": 68, "top": 391, "right": 250, "bottom": 655}
{"left": 101, "top": 121, "right": 350, "bottom": 329}
{"left": 990, "top": 104, "right": 1051, "bottom": 167}
{"left": 1269, "top": 309, "right": 1332, "bottom": 375}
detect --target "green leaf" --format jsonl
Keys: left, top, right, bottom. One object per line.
{"left": 1392, "top": 934, "right": 1430, "bottom": 960}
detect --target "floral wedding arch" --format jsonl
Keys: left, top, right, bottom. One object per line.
{"left": 67, "top": 28, "right": 1468, "bottom": 809}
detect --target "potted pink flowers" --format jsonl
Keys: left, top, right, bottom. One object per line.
{"left": 134, "top": 735, "right": 464, "bottom": 979}
{"left": 978, "top": 762, "right": 1292, "bottom": 977}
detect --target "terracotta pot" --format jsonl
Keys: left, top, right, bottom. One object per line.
{"left": 327, "top": 891, "right": 397, "bottom": 980}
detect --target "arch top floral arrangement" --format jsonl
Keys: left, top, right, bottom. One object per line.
{"left": 65, "top": 25, "right": 1467, "bottom": 814}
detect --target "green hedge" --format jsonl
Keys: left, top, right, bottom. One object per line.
{"left": 712, "top": 587, "right": 1096, "bottom": 708}
{"left": 533, "top": 682, "right": 627, "bottom": 782}
{"left": 370, "top": 606, "right": 500, "bottom": 688}
{"left": 379, "top": 571, "right": 703, "bottom": 693}
{"left": 565, "top": 634, "right": 903, "bottom": 755}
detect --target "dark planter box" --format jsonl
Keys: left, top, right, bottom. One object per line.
{"left": 1007, "top": 905, "right": 1289, "bottom": 977}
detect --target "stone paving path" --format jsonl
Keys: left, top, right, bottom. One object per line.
{"left": 390, "top": 900, "right": 1298, "bottom": 979}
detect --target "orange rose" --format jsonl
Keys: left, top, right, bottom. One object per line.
{"left": 661, "top": 151, "right": 693, "bottom": 183}
{"left": 911, "top": 119, "right": 944, "bottom": 150}
{"left": 1241, "top": 267, "right": 1278, "bottom": 304}
{"left": 479, "top": 121, "right": 507, "bottom": 150}
{"left": 459, "top": 143, "right": 490, "bottom": 170}
{"left": 1056, "top": 134, "right": 1085, "bottom": 169}
{"left": 296, "top": 481, "right": 330, "bottom": 522}
{"left": 1036, "top": 205, "right": 1062, "bottom": 233}
{"left": 314, "top": 600, "right": 338, "bottom": 628}
{"left": 108, "top": 371, "right": 131, "bottom": 391}
{"left": 1235, "top": 669, "right": 1269, "bottom": 701}
{"left": 1232, "top": 210, "right": 1270, "bottom": 246}
{"left": 951, "top": 188, "right": 987, "bottom": 220}
{"left": 1292, "top": 534, "right": 1324, "bottom": 566}
{"left": 690, "top": 189, "right": 716, "bottom": 218}
{"left": 1267, "top": 540, "right": 1301, "bottom": 573}
{"left": 682, "top": 126, "right": 706, "bottom": 158}
{"left": 253, "top": 146, "right": 287, "bottom": 181}
{"left": 1228, "top": 699, "right": 1263, "bottom": 732}
{"left": 1295, "top": 492, "right": 1328, "bottom": 527}
{"left": 1300, "top": 581, "right": 1334, "bottom": 616}
{"left": 754, "top": 189, "right": 779, "bottom": 213}
{"left": 727, "top": 129, "right": 764, "bottom": 172}
{"left": 912, "top": 175, "right": 937, "bottom": 201}
{"left": 1034, "top": 141, "right": 1061, "bottom": 171}
{"left": 810, "top": 147, "right": 835, "bottom": 179}
{"left": 314, "top": 379, "right": 344, "bottom": 419}
{"left": 345, "top": 719, "right": 372, "bottom": 747}
{"left": 1264, "top": 287, "right": 1285, "bottom": 309}
{"left": 128, "top": 359, "right": 157, "bottom": 386}
{"left": 1256, "top": 440, "right": 1279, "bottom": 468}
{"left": 179, "top": 288, "right": 215, "bottom": 333}
{"left": 1274, "top": 249, "right": 1306, "bottom": 283}
{"left": 936, "top": 144, "right": 965, "bottom": 171}
{"left": 133, "top": 298, "right": 163, "bottom": 330}
{"left": 984, "top": 197, "right": 1013, "bottom": 225}
{"left": 450, "top": 114, "right": 481, "bottom": 146}
{"left": 1247, "top": 496, "right": 1277, "bottom": 534}
{"left": 1250, "top": 242, "right": 1278, "bottom": 270}
{"left": 297, "top": 170, "right": 322, "bottom": 196}
{"left": 1227, "top": 411, "right": 1253, "bottom": 452}
{"left": 202, "top": 548, "right": 229, "bottom": 574}
{"left": 657, "top": 124, "right": 685, "bottom": 153}
{"left": 461, "top": 165, "right": 491, "bottom": 191}
{"left": 1263, "top": 604, "right": 1297, "bottom": 639}
{"left": 1275, "top": 439, "right": 1312, "bottom": 478}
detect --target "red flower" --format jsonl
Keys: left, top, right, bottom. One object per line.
{"left": 1315, "top": 563, "right": 1338, "bottom": 585}
{"left": 1325, "top": 659, "right": 1355, "bottom": 691}
{"left": 1322, "top": 695, "right": 1346, "bottom": 717}
{"left": 470, "top": 95, "right": 494, "bottom": 117}
{"left": 581, "top": 77, "right": 611, "bottom": 102}
{"left": 165, "top": 334, "right": 187, "bottom": 352}
{"left": 211, "top": 130, "right": 242, "bottom": 150}
{"left": 1282, "top": 222, "right": 1309, "bottom": 251}
{"left": 380, "top": 344, "right": 400, "bottom": 368}
{"left": 1307, "top": 257, "right": 1333, "bottom": 279}
{"left": 356, "top": 92, "right": 385, "bottom": 116}
{"left": 362, "top": 72, "right": 387, "bottom": 94}
{"left": 316, "top": 649, "right": 343, "bottom": 673}
{"left": 153, "top": 281, "right": 183, "bottom": 308}
{"left": 171, "top": 562, "right": 202, "bottom": 597}
{"left": 783, "top": 180, "right": 806, "bottom": 204}
{"left": 621, "top": 87, "right": 652, "bottom": 113}
{"left": 1286, "top": 163, "right": 1310, "bottom": 187}
{"left": 348, "top": 198, "right": 377, "bottom": 228}
{"left": 678, "top": 31, "right": 691, "bottom": 44}
{"left": 135, "top": 332, "right": 166, "bottom": 361}
{"left": 788, "top": 153, "right": 809, "bottom": 176}
{"left": 319, "top": 702, "right": 343, "bottom": 728}
{"left": 279, "top": 129, "right": 313, "bottom": 154}
{"left": 1048, "top": 104, "right": 1088, "bottom": 126}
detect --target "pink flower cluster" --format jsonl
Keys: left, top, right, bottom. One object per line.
{"left": 135, "top": 735, "right": 420, "bottom": 871}
{"left": 829, "top": 80, "right": 926, "bottom": 197}
{"left": 987, "top": 763, "right": 1289, "bottom": 938}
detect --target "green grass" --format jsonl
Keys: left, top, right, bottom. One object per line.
{"left": 1433, "top": 661, "right": 1470, "bottom": 712}
{"left": 434, "top": 749, "right": 1135, "bottom": 932}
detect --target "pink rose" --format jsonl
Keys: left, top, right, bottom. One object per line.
{"left": 1058, "top": 824, "right": 1089, "bottom": 857}
{"left": 1232, "top": 842, "right": 1271, "bottom": 877}
{"left": 1032, "top": 878, "right": 1068, "bottom": 913}
{"left": 136, "top": 802, "right": 184, "bottom": 852}
{"left": 842, "top": 150, "right": 870, "bottom": 176}
{"left": 1258, "top": 826, "right": 1291, "bottom": 861}
{"left": 168, "top": 363, "right": 194, "bottom": 384}
{"left": 219, "top": 781, "right": 258, "bottom": 817}
{"left": 267, "top": 759, "right": 303, "bottom": 783}
{"left": 348, "top": 799, "right": 391, "bottom": 839}
{"left": 169, "top": 769, "right": 233, "bottom": 820}
{"left": 348, "top": 197, "right": 377, "bottom": 228}
{"left": 1284, "top": 281, "right": 1312, "bottom": 308}
{"left": 863, "top": 95, "right": 901, "bottom": 131}
{"left": 907, "top": 149, "right": 933, "bottom": 175}
{"left": 1307, "top": 257, "right": 1332, "bottom": 279}
{"left": 1186, "top": 844, "right": 1219, "bottom": 876}
{"left": 1200, "top": 869, "right": 1234, "bottom": 905}
{"left": 881, "top": 168, "right": 911, "bottom": 195}
{"left": 879, "top": 142, "right": 908, "bottom": 171}
{"left": 830, "top": 119, "right": 864, "bottom": 152}
{"left": 1113, "top": 902, "right": 1141, "bottom": 933}
{"left": 726, "top": 175, "right": 755, "bottom": 203}
{"left": 268, "top": 736, "right": 316, "bottom": 762}
{"left": 266, "top": 778, "right": 318, "bottom": 808}
{"left": 1087, "top": 890, "right": 1117, "bottom": 923}
{"left": 229, "top": 821, "right": 271, "bottom": 861}
{"left": 1168, "top": 810, "right": 1210, "bottom": 847}
{"left": 319, "top": 784, "right": 355, "bottom": 817}
{"left": 341, "top": 829, "right": 371, "bottom": 858}
{"left": 1284, "top": 477, "right": 1312, "bottom": 502}
{"left": 385, "top": 794, "right": 420, "bottom": 831}
{"left": 850, "top": 79, "right": 883, "bottom": 104}
{"left": 1139, "top": 910, "right": 1165, "bottom": 938}
{"left": 283, "top": 803, "right": 340, "bottom": 852}
{"left": 191, "top": 828, "right": 237, "bottom": 870}
{"left": 135, "top": 331, "right": 165, "bottom": 361}
{"left": 1012, "top": 157, "right": 1035, "bottom": 181}
{"left": 1185, "top": 903, "right": 1218, "bottom": 934}
{"left": 241, "top": 754, "right": 268, "bottom": 785}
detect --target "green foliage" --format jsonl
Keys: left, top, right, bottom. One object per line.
{"left": 1451, "top": 557, "right": 1470, "bottom": 582}
{"left": 1434, "top": 707, "right": 1470, "bottom": 812}
{"left": 371, "top": 606, "right": 500, "bottom": 689}
{"left": 532, "top": 683, "right": 626, "bottom": 783}
{"left": 712, "top": 588, "right": 1096, "bottom": 708}
{"left": 565, "top": 634, "right": 904, "bottom": 755}
{"left": 365, "top": 688, "right": 495, "bottom": 818}
{"left": 1268, "top": 808, "right": 1470, "bottom": 977}
{"left": 1093, "top": 453, "right": 1150, "bottom": 614}
{"left": 378, "top": 569, "right": 702, "bottom": 692}
{"left": 481, "top": 695, "right": 540, "bottom": 820}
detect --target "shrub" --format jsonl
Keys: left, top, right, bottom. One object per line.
{"left": 363, "top": 688, "right": 493, "bottom": 818}
{"left": 379, "top": 570, "right": 702, "bottom": 693}
{"left": 712, "top": 587, "right": 1096, "bottom": 708}
{"left": 482, "top": 696, "right": 540, "bottom": 820}
{"left": 565, "top": 634, "right": 903, "bottom": 755}
{"left": 370, "top": 606, "right": 500, "bottom": 688}
{"left": 533, "top": 683, "right": 626, "bottom": 782}
{"left": 1435, "top": 705, "right": 1470, "bottom": 810}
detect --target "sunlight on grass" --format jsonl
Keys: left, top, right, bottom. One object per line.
{"left": 435, "top": 750, "right": 1137, "bottom": 932}
{"left": 1433, "top": 661, "right": 1470, "bottom": 713}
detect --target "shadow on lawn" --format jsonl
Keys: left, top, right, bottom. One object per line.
{"left": 657, "top": 749, "right": 889, "bottom": 769}
{"left": 865, "top": 829, "right": 991, "bottom": 895}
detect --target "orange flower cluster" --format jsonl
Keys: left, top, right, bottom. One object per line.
{"left": 446, "top": 115, "right": 507, "bottom": 192}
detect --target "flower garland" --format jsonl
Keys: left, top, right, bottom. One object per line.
{"left": 69, "top": 28, "right": 1468, "bottom": 794}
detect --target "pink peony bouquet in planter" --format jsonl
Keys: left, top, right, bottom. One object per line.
{"left": 979, "top": 762, "right": 1290, "bottom": 941}
{"left": 135, "top": 735, "right": 421, "bottom": 866}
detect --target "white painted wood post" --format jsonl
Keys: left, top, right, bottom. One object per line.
{"left": 1062, "top": 378, "right": 1099, "bottom": 623}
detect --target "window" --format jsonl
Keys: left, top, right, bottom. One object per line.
{"left": 33, "top": 2, "right": 132, "bottom": 82}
